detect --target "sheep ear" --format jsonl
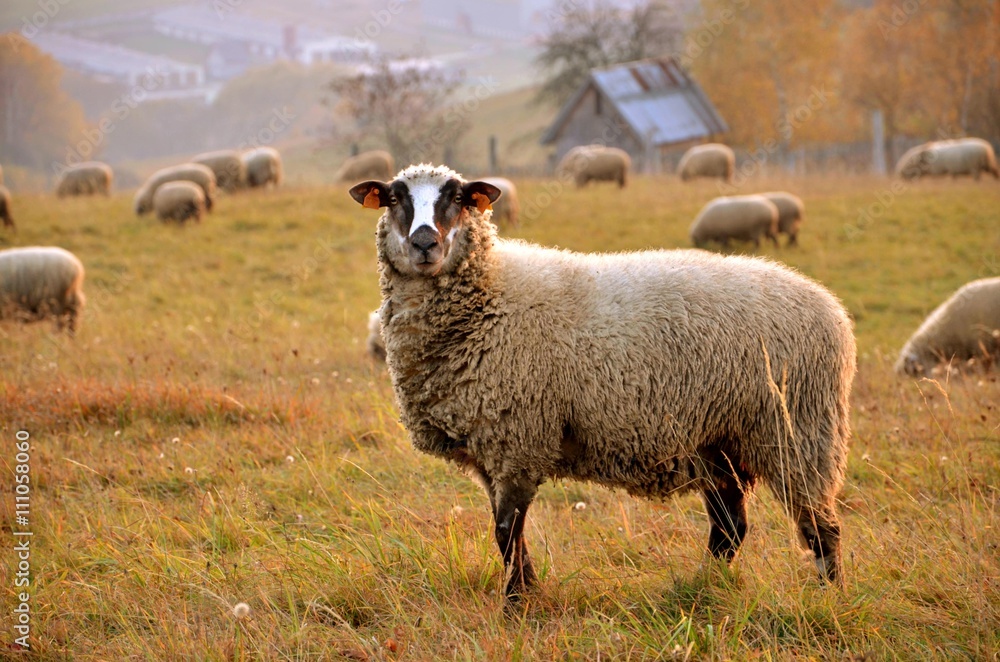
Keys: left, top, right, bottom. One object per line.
{"left": 349, "top": 181, "right": 389, "bottom": 209}
{"left": 463, "top": 181, "right": 501, "bottom": 213}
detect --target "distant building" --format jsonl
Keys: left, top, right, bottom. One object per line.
{"left": 540, "top": 58, "right": 727, "bottom": 172}
{"left": 296, "top": 36, "right": 375, "bottom": 65}
{"left": 32, "top": 31, "right": 205, "bottom": 89}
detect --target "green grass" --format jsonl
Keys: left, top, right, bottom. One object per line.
{"left": 1, "top": 175, "right": 999, "bottom": 659}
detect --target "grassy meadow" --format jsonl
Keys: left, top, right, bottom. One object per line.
{"left": 1, "top": 174, "right": 999, "bottom": 659}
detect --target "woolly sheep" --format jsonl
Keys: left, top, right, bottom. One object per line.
{"left": 0, "top": 246, "right": 86, "bottom": 334}
{"left": 896, "top": 138, "right": 1000, "bottom": 180}
{"left": 350, "top": 164, "right": 856, "bottom": 601}
{"left": 557, "top": 145, "right": 630, "bottom": 188}
{"left": 0, "top": 185, "right": 13, "bottom": 229}
{"left": 677, "top": 143, "right": 735, "bottom": 182}
{"left": 153, "top": 181, "right": 206, "bottom": 224}
{"left": 480, "top": 177, "right": 519, "bottom": 228}
{"left": 690, "top": 195, "right": 780, "bottom": 249}
{"left": 895, "top": 277, "right": 1000, "bottom": 377}
{"left": 192, "top": 150, "right": 246, "bottom": 192}
{"left": 134, "top": 163, "right": 217, "bottom": 216}
{"left": 55, "top": 161, "right": 113, "bottom": 197}
{"left": 365, "top": 309, "right": 386, "bottom": 362}
{"left": 759, "top": 191, "right": 804, "bottom": 246}
{"left": 243, "top": 147, "right": 283, "bottom": 188}
{"left": 334, "top": 150, "right": 395, "bottom": 183}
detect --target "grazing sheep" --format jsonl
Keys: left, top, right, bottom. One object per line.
{"left": 153, "top": 181, "right": 206, "bottom": 224}
{"left": 192, "top": 150, "right": 246, "bottom": 192}
{"left": 677, "top": 143, "right": 735, "bottom": 182}
{"left": 895, "top": 277, "right": 1000, "bottom": 377}
{"left": 896, "top": 138, "right": 1000, "bottom": 180}
{"left": 365, "top": 309, "right": 386, "bottom": 362}
{"left": 350, "top": 164, "right": 856, "bottom": 601}
{"left": 0, "top": 185, "right": 13, "bottom": 229}
{"left": 480, "top": 177, "right": 520, "bottom": 228}
{"left": 759, "top": 191, "right": 804, "bottom": 246}
{"left": 55, "top": 161, "right": 113, "bottom": 197}
{"left": 690, "top": 195, "right": 780, "bottom": 249}
{"left": 557, "top": 145, "right": 630, "bottom": 188}
{"left": 134, "top": 163, "right": 217, "bottom": 216}
{"left": 334, "top": 150, "right": 395, "bottom": 183}
{"left": 243, "top": 147, "right": 283, "bottom": 188}
{"left": 0, "top": 246, "right": 86, "bottom": 334}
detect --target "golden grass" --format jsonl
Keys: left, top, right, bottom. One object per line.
{"left": 0, "top": 174, "right": 998, "bottom": 659}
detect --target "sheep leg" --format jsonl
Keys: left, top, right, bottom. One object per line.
{"left": 797, "top": 506, "right": 842, "bottom": 584}
{"left": 703, "top": 477, "right": 749, "bottom": 561}
{"left": 492, "top": 475, "right": 539, "bottom": 600}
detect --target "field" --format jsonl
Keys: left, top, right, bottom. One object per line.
{"left": 1, "top": 174, "right": 999, "bottom": 660}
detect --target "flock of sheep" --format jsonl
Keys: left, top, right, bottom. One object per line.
{"left": 0, "top": 130, "right": 997, "bottom": 604}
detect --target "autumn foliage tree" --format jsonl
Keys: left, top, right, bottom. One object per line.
{"left": 0, "top": 33, "right": 89, "bottom": 172}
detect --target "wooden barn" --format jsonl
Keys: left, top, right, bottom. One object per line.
{"left": 540, "top": 58, "right": 727, "bottom": 173}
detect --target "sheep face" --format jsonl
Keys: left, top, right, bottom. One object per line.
{"left": 350, "top": 165, "right": 500, "bottom": 277}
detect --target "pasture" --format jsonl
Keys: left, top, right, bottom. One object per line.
{"left": 1, "top": 174, "right": 999, "bottom": 659}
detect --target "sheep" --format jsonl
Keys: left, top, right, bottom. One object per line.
{"left": 677, "top": 143, "right": 735, "bottom": 182}
{"left": 349, "top": 163, "right": 856, "bottom": 601}
{"left": 334, "top": 150, "right": 395, "bottom": 183}
{"left": 895, "top": 277, "right": 1000, "bottom": 377}
{"left": 243, "top": 147, "right": 283, "bottom": 188}
{"left": 0, "top": 246, "right": 86, "bottom": 334}
{"left": 365, "top": 309, "right": 387, "bottom": 362}
{"left": 153, "top": 181, "right": 206, "bottom": 224}
{"left": 556, "top": 145, "right": 630, "bottom": 188}
{"left": 690, "top": 195, "right": 780, "bottom": 249}
{"left": 896, "top": 138, "right": 1000, "bottom": 180}
{"left": 192, "top": 150, "right": 246, "bottom": 192}
{"left": 759, "top": 191, "right": 804, "bottom": 246}
{"left": 134, "top": 163, "right": 217, "bottom": 216}
{"left": 480, "top": 176, "right": 519, "bottom": 228}
{"left": 55, "top": 161, "right": 113, "bottom": 197}
{"left": 0, "top": 185, "right": 13, "bottom": 230}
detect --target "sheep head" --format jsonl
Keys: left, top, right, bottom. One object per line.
{"left": 350, "top": 164, "right": 500, "bottom": 277}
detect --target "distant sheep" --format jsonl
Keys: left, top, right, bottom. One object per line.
{"left": 0, "top": 246, "right": 86, "bottom": 334}
{"left": 134, "top": 163, "right": 217, "bottom": 216}
{"left": 0, "top": 185, "right": 13, "bottom": 229}
{"left": 678, "top": 143, "right": 735, "bottom": 182}
{"left": 243, "top": 147, "right": 283, "bottom": 188}
{"left": 557, "top": 145, "right": 630, "bottom": 188}
{"left": 56, "top": 162, "right": 113, "bottom": 197}
{"left": 690, "top": 195, "right": 780, "bottom": 249}
{"left": 334, "top": 150, "right": 394, "bottom": 183}
{"left": 895, "top": 277, "right": 1000, "bottom": 377}
{"left": 896, "top": 138, "right": 999, "bottom": 180}
{"left": 365, "top": 309, "right": 386, "bottom": 362}
{"left": 153, "top": 181, "right": 206, "bottom": 224}
{"left": 193, "top": 150, "right": 246, "bottom": 192}
{"left": 480, "top": 177, "right": 519, "bottom": 228}
{"left": 759, "top": 191, "right": 804, "bottom": 246}
{"left": 350, "top": 163, "right": 856, "bottom": 601}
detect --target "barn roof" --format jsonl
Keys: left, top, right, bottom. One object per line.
{"left": 540, "top": 58, "right": 727, "bottom": 147}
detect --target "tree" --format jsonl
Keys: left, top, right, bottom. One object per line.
{"left": 327, "top": 55, "right": 469, "bottom": 166}
{"left": 533, "top": 1, "right": 683, "bottom": 107}
{"left": 0, "top": 33, "right": 89, "bottom": 172}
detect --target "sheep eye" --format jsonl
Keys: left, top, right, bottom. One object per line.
{"left": 454, "top": 194, "right": 462, "bottom": 205}
{"left": 388, "top": 196, "right": 398, "bottom": 206}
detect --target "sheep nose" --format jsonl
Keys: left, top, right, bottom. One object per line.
{"left": 411, "top": 235, "right": 439, "bottom": 254}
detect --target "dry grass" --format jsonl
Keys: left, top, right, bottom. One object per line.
{"left": 0, "top": 174, "right": 998, "bottom": 659}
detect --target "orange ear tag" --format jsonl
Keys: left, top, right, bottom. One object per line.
{"left": 363, "top": 188, "right": 382, "bottom": 209}
{"left": 471, "top": 192, "right": 492, "bottom": 213}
